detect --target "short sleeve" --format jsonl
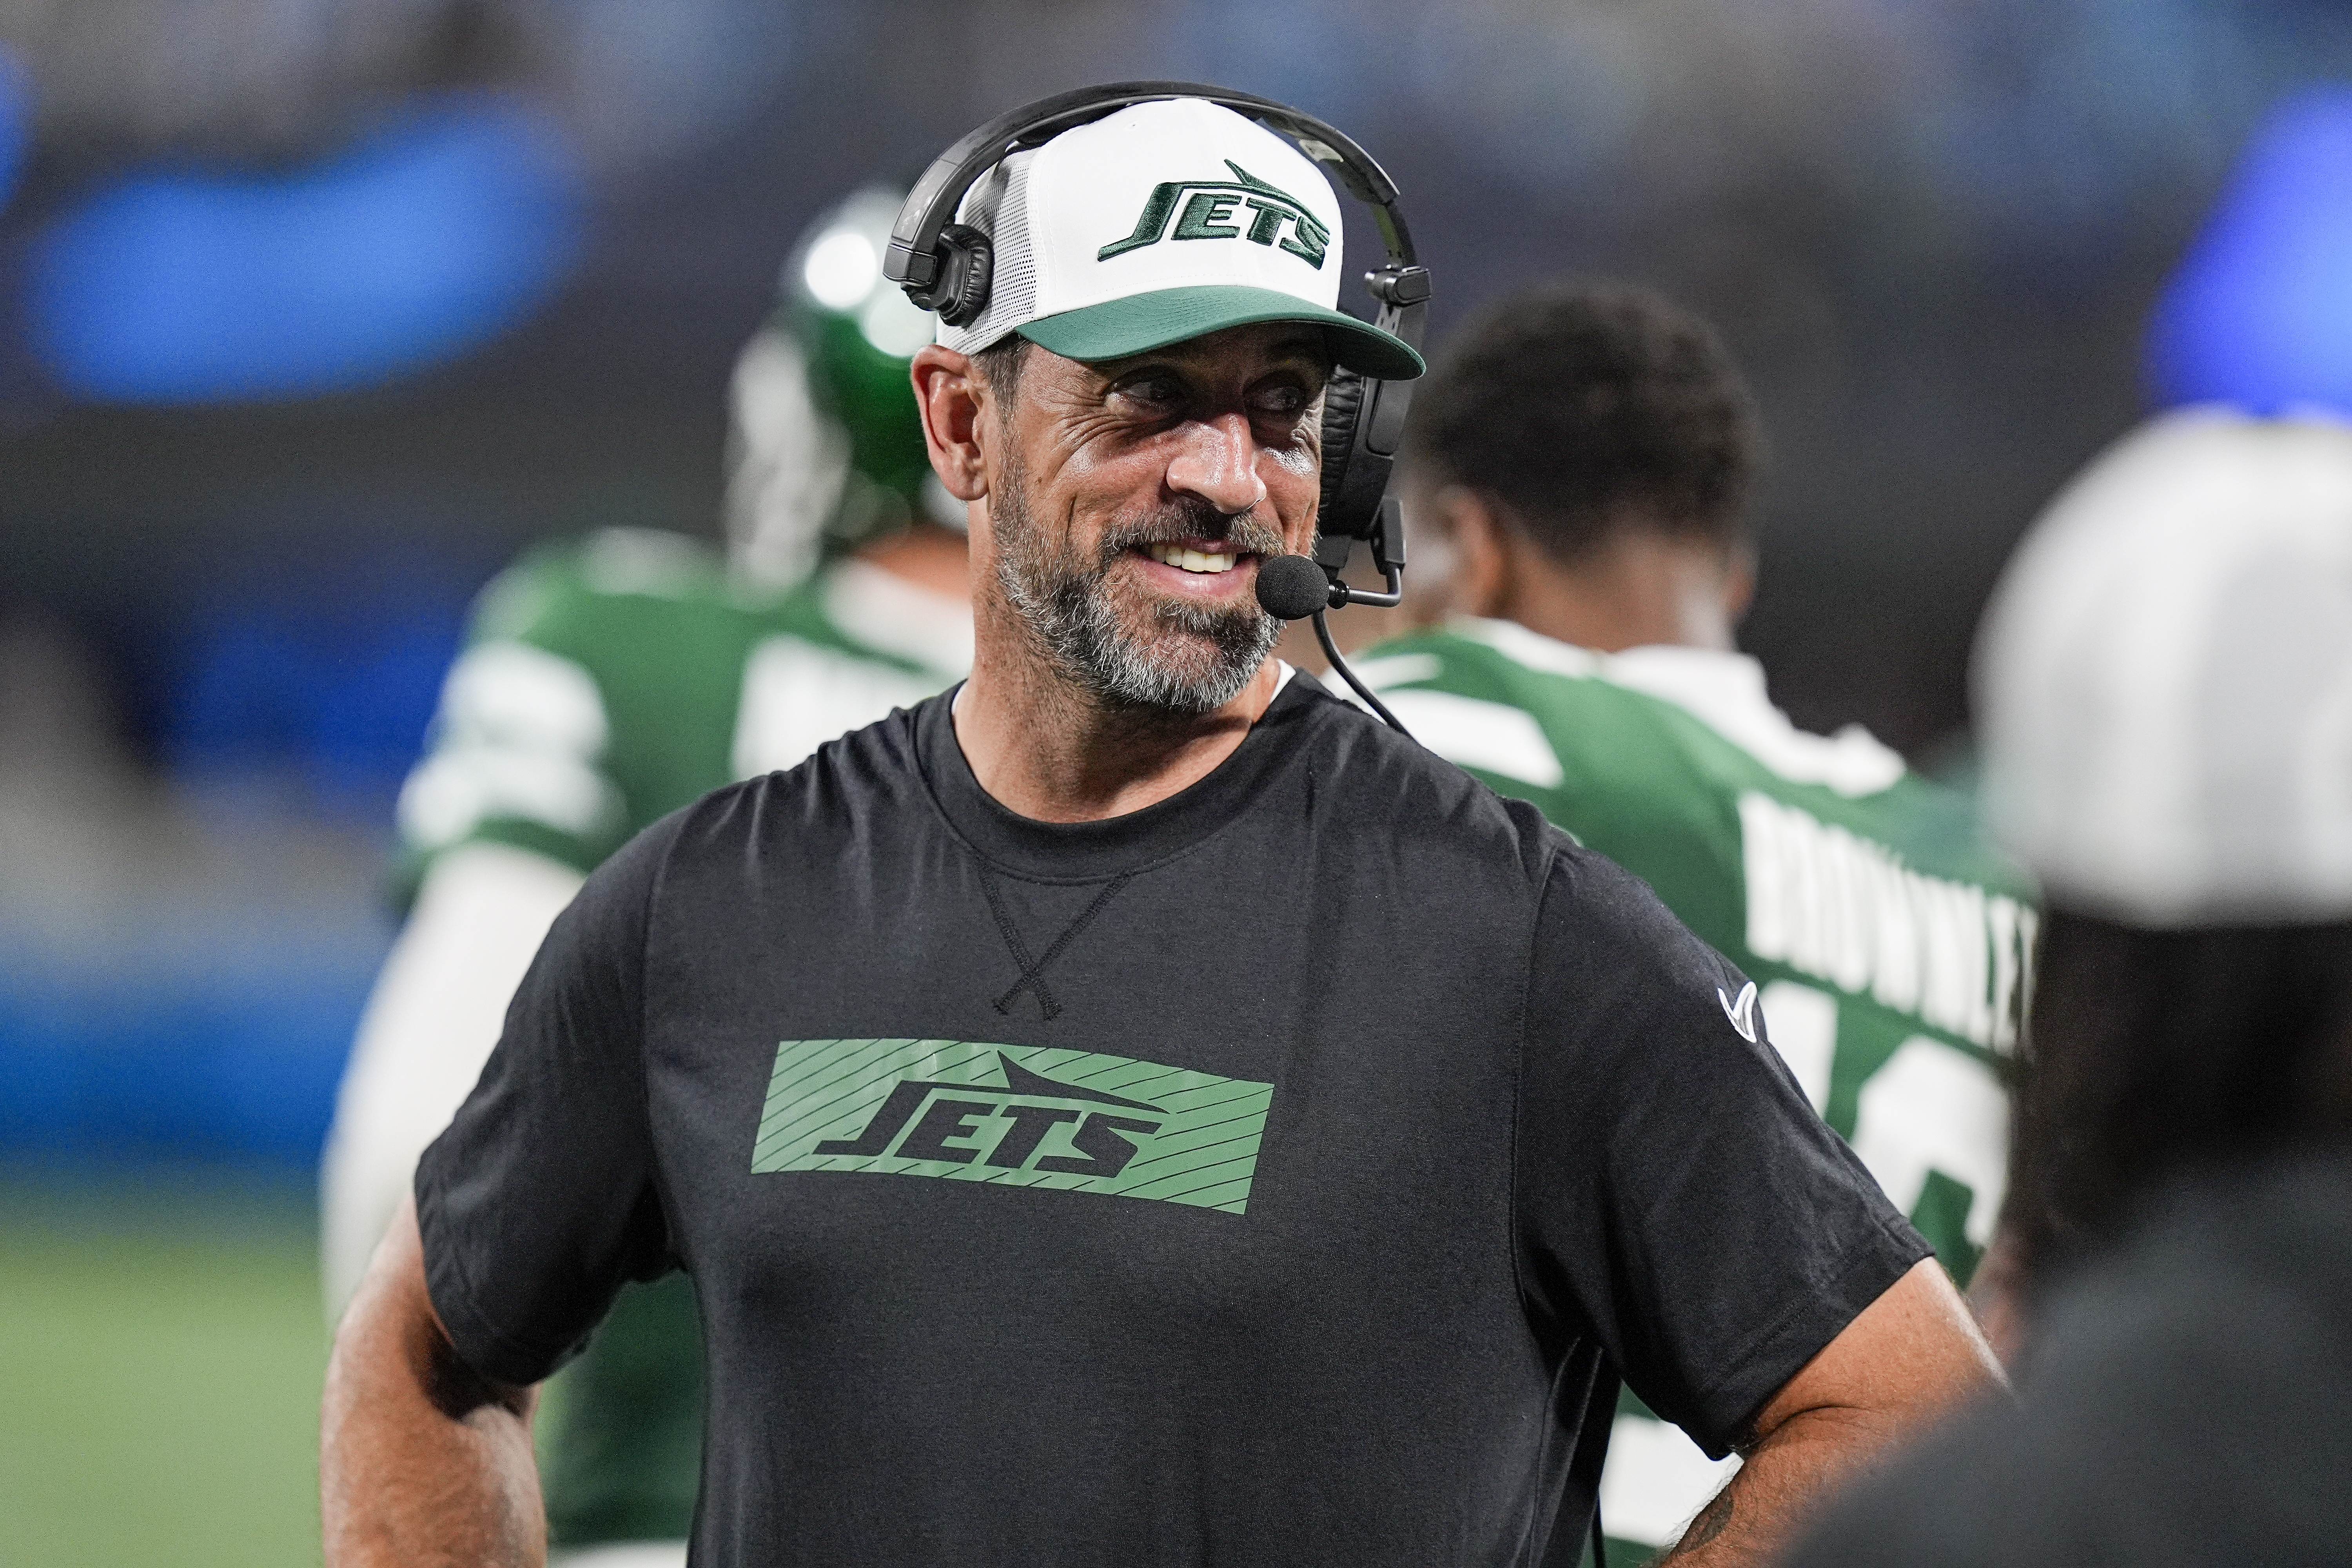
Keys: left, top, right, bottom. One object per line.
{"left": 389, "top": 556, "right": 635, "bottom": 902}
{"left": 1515, "top": 846, "right": 1928, "bottom": 1458}
{"left": 413, "top": 810, "right": 686, "bottom": 1387}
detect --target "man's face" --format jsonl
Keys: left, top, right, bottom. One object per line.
{"left": 982, "top": 322, "right": 1328, "bottom": 714}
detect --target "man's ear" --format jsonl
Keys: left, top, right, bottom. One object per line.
{"left": 1435, "top": 486, "right": 1512, "bottom": 622}
{"left": 911, "top": 346, "right": 989, "bottom": 503}
{"left": 1721, "top": 538, "right": 1759, "bottom": 628}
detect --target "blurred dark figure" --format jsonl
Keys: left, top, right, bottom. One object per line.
{"left": 1785, "top": 408, "right": 2352, "bottom": 1567}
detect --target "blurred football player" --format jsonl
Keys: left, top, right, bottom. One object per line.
{"left": 319, "top": 187, "right": 969, "bottom": 1567}
{"left": 1360, "top": 279, "right": 2037, "bottom": 1563}
{"left": 1785, "top": 407, "right": 2352, "bottom": 1568}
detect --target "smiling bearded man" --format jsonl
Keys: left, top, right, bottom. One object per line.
{"left": 322, "top": 91, "right": 2000, "bottom": 1568}
{"left": 986, "top": 417, "right": 1287, "bottom": 715}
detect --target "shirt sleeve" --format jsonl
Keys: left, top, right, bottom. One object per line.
{"left": 389, "top": 557, "right": 634, "bottom": 902}
{"left": 413, "top": 809, "right": 686, "bottom": 1387}
{"left": 1515, "top": 844, "right": 1929, "bottom": 1458}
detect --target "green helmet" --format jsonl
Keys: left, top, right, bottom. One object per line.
{"left": 725, "top": 185, "right": 962, "bottom": 592}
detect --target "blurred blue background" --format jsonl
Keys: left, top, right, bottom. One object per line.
{"left": 4, "top": 2, "right": 2352, "bottom": 1561}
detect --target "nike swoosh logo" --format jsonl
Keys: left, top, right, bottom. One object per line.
{"left": 1718, "top": 981, "right": 1760, "bottom": 1044}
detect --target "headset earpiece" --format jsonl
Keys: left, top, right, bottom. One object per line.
{"left": 1317, "top": 366, "right": 1407, "bottom": 549}
{"left": 1317, "top": 367, "right": 1369, "bottom": 536}
{"left": 927, "top": 223, "right": 994, "bottom": 327}
{"left": 903, "top": 223, "right": 991, "bottom": 323}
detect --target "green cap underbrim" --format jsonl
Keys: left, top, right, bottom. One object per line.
{"left": 1017, "top": 285, "right": 1424, "bottom": 380}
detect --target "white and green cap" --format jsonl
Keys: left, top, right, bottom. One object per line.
{"left": 1975, "top": 407, "right": 2352, "bottom": 926}
{"left": 936, "top": 98, "right": 1423, "bottom": 380}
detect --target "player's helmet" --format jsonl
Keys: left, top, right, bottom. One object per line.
{"left": 725, "top": 185, "right": 962, "bottom": 592}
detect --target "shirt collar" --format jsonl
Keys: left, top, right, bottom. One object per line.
{"left": 919, "top": 669, "right": 1325, "bottom": 877}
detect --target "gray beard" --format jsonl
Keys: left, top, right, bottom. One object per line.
{"left": 990, "top": 459, "right": 1284, "bottom": 716}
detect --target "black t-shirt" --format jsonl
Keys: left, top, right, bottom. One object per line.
{"left": 1783, "top": 1154, "right": 2352, "bottom": 1568}
{"left": 417, "top": 674, "right": 1924, "bottom": 1567}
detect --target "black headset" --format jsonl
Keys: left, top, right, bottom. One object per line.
{"left": 886, "top": 81, "right": 1432, "bottom": 671}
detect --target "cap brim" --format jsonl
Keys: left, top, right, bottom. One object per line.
{"left": 1018, "top": 285, "right": 1424, "bottom": 380}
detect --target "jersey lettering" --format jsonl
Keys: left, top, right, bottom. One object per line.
{"left": 1738, "top": 791, "right": 2033, "bottom": 1053}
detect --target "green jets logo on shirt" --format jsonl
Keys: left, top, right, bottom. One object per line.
{"left": 751, "top": 1039, "right": 1274, "bottom": 1214}
{"left": 1097, "top": 161, "right": 1330, "bottom": 269}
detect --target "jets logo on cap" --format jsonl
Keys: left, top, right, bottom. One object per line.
{"left": 1098, "top": 160, "right": 1330, "bottom": 269}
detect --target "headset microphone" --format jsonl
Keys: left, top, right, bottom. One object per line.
{"left": 1253, "top": 554, "right": 1331, "bottom": 621}
{"left": 1256, "top": 552, "right": 1410, "bottom": 735}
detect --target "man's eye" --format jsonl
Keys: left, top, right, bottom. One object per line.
{"left": 1118, "top": 374, "right": 1181, "bottom": 409}
{"left": 1254, "top": 385, "right": 1310, "bottom": 418}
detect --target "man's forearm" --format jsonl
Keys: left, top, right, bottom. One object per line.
{"left": 321, "top": 1198, "right": 544, "bottom": 1568}
{"left": 1658, "top": 1405, "right": 1882, "bottom": 1566}
{"left": 1659, "top": 1260, "right": 2007, "bottom": 1564}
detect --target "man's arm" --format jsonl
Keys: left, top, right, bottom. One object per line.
{"left": 322, "top": 1194, "right": 545, "bottom": 1568}
{"left": 1659, "top": 1259, "right": 2007, "bottom": 1564}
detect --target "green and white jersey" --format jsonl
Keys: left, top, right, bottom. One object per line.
{"left": 1356, "top": 617, "right": 2036, "bottom": 1562}
{"left": 399, "top": 527, "right": 971, "bottom": 882}
{"left": 394, "top": 526, "right": 971, "bottom": 1548}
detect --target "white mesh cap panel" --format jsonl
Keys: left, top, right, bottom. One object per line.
{"left": 936, "top": 152, "right": 1036, "bottom": 357}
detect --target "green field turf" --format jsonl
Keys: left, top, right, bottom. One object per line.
{"left": 0, "top": 1171, "right": 328, "bottom": 1568}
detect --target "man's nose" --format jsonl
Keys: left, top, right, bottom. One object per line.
{"left": 1163, "top": 412, "right": 1269, "bottom": 519}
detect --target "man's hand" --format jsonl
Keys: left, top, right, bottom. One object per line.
{"left": 1659, "top": 1258, "right": 2006, "bottom": 1564}
{"left": 321, "top": 1194, "right": 545, "bottom": 1568}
